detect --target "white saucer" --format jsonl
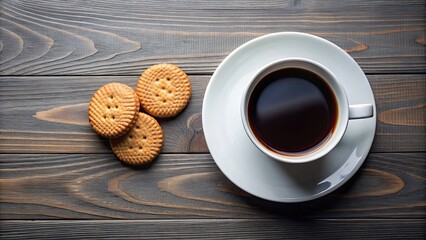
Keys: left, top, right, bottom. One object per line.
{"left": 202, "top": 32, "right": 376, "bottom": 203}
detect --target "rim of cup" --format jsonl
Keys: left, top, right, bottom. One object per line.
{"left": 240, "top": 57, "right": 350, "bottom": 164}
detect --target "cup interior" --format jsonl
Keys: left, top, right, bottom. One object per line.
{"left": 241, "top": 58, "right": 349, "bottom": 163}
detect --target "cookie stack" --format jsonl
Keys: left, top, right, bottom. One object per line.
{"left": 88, "top": 64, "right": 191, "bottom": 166}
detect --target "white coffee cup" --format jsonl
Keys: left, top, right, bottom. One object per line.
{"left": 241, "top": 58, "right": 373, "bottom": 163}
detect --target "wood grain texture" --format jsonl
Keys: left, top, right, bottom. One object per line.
{"left": 0, "top": 0, "right": 425, "bottom": 239}
{"left": 0, "top": 153, "right": 424, "bottom": 219}
{"left": 0, "top": 0, "right": 425, "bottom": 75}
{"left": 0, "top": 219, "right": 425, "bottom": 240}
{"left": 0, "top": 75, "right": 424, "bottom": 153}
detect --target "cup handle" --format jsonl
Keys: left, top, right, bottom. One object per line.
{"left": 349, "top": 104, "right": 374, "bottom": 119}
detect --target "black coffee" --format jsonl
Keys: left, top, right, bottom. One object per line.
{"left": 248, "top": 68, "right": 338, "bottom": 153}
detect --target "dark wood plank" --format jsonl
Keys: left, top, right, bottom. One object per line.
{"left": 0, "top": 75, "right": 424, "bottom": 153}
{"left": 0, "top": 0, "right": 424, "bottom": 75}
{"left": 0, "top": 219, "right": 425, "bottom": 240}
{"left": 0, "top": 75, "right": 207, "bottom": 153}
{"left": 370, "top": 75, "right": 426, "bottom": 152}
{"left": 0, "top": 153, "right": 424, "bottom": 219}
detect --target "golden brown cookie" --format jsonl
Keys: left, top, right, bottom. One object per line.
{"left": 88, "top": 83, "right": 140, "bottom": 138}
{"left": 110, "top": 113, "right": 163, "bottom": 165}
{"left": 136, "top": 63, "right": 191, "bottom": 118}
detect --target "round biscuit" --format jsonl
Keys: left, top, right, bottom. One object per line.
{"left": 110, "top": 113, "right": 163, "bottom": 166}
{"left": 88, "top": 83, "right": 139, "bottom": 138}
{"left": 136, "top": 63, "right": 191, "bottom": 118}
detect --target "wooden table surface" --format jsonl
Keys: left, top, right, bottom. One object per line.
{"left": 0, "top": 0, "right": 425, "bottom": 239}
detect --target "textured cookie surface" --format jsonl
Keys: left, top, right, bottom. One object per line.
{"left": 136, "top": 63, "right": 191, "bottom": 118}
{"left": 110, "top": 113, "right": 163, "bottom": 165}
{"left": 88, "top": 83, "right": 139, "bottom": 138}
